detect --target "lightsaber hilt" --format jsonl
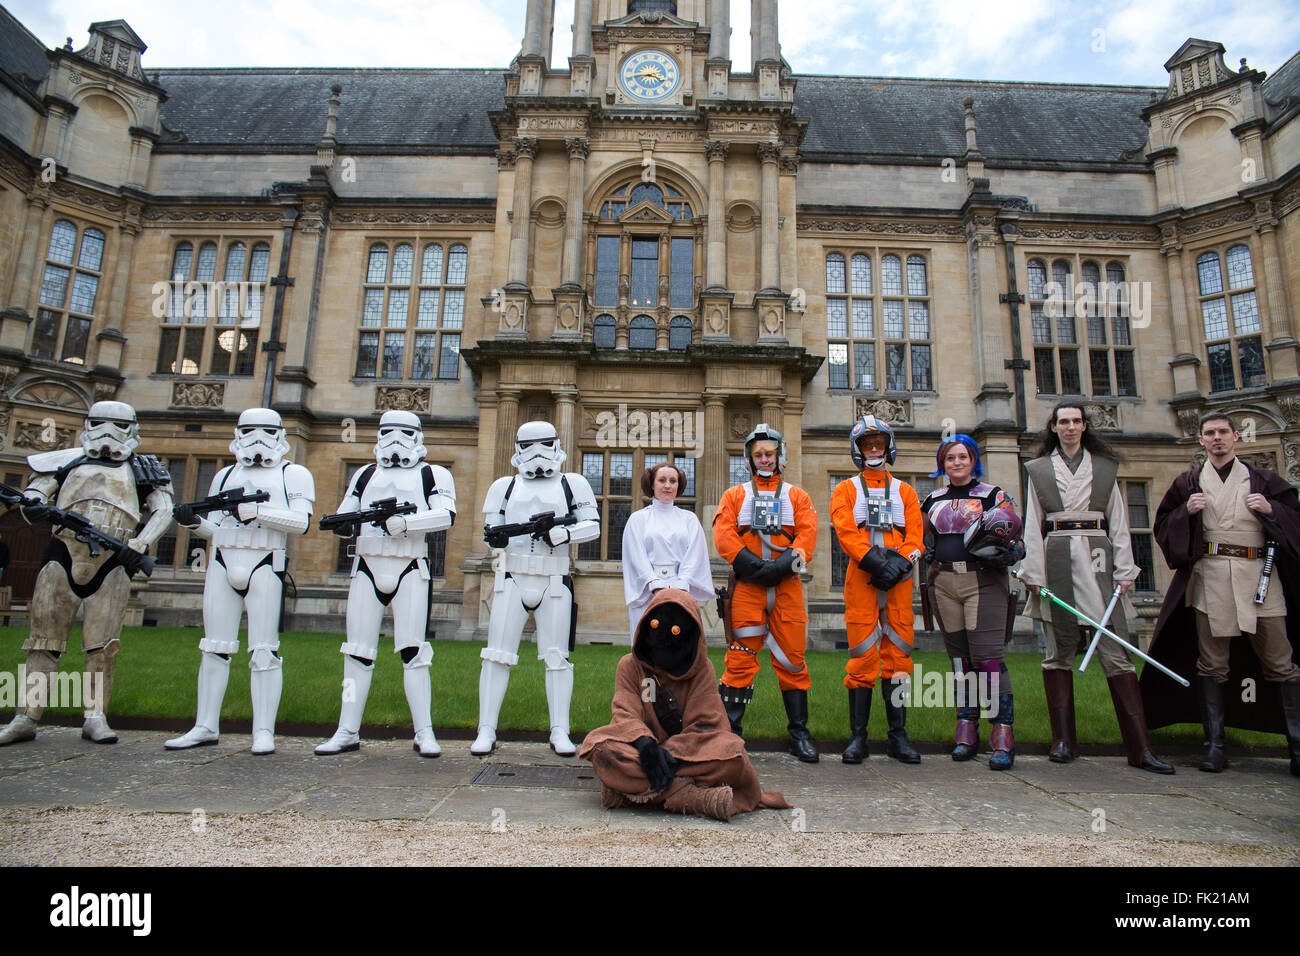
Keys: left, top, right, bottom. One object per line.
{"left": 1255, "top": 542, "right": 1276, "bottom": 606}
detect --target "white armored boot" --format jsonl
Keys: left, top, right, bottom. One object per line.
{"left": 81, "top": 646, "right": 118, "bottom": 744}
{"left": 249, "top": 648, "right": 283, "bottom": 755}
{"left": 403, "top": 645, "right": 440, "bottom": 758}
{"left": 166, "top": 652, "right": 231, "bottom": 749}
{"left": 546, "top": 661, "right": 576, "bottom": 756}
{"left": 316, "top": 656, "right": 373, "bottom": 755}
{"left": 471, "top": 659, "right": 512, "bottom": 755}
{"left": 0, "top": 715, "right": 38, "bottom": 746}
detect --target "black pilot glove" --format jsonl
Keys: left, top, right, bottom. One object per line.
{"left": 749, "top": 548, "right": 800, "bottom": 587}
{"left": 860, "top": 546, "right": 914, "bottom": 590}
{"left": 633, "top": 735, "right": 679, "bottom": 792}
{"left": 731, "top": 547, "right": 766, "bottom": 583}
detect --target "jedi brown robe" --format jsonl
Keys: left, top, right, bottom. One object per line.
{"left": 579, "top": 588, "right": 789, "bottom": 812}
{"left": 1140, "top": 460, "right": 1300, "bottom": 733}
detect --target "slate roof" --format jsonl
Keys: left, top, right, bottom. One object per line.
{"left": 151, "top": 68, "right": 505, "bottom": 152}
{"left": 0, "top": 4, "right": 50, "bottom": 93}
{"left": 793, "top": 75, "right": 1159, "bottom": 165}
{"left": 1263, "top": 49, "right": 1300, "bottom": 115}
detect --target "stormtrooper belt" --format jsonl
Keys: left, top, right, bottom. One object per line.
{"left": 356, "top": 535, "right": 426, "bottom": 559}
{"left": 500, "top": 551, "right": 570, "bottom": 577}
{"left": 213, "top": 526, "right": 282, "bottom": 550}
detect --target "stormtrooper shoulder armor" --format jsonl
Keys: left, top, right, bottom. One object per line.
{"left": 27, "top": 448, "right": 84, "bottom": 475}
{"left": 482, "top": 475, "right": 516, "bottom": 519}
{"left": 282, "top": 462, "right": 316, "bottom": 504}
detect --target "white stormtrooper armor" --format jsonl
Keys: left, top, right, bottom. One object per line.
{"left": 316, "top": 411, "right": 455, "bottom": 758}
{"left": 165, "top": 408, "right": 313, "bottom": 755}
{"left": 0, "top": 402, "right": 173, "bottom": 747}
{"left": 472, "top": 422, "right": 599, "bottom": 756}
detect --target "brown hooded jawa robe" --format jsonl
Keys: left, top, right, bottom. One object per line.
{"left": 579, "top": 588, "right": 790, "bottom": 814}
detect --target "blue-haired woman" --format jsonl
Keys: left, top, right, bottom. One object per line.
{"left": 919, "top": 435, "right": 1025, "bottom": 770}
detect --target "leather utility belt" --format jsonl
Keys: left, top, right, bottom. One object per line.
{"left": 1044, "top": 518, "right": 1103, "bottom": 532}
{"left": 1203, "top": 542, "right": 1264, "bottom": 559}
{"left": 934, "top": 561, "right": 974, "bottom": 573}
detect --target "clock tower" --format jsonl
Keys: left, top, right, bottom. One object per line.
{"left": 466, "top": 0, "right": 814, "bottom": 625}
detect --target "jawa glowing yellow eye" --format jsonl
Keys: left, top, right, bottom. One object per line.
{"left": 650, "top": 619, "right": 660, "bottom": 629}
{"left": 671, "top": 625, "right": 681, "bottom": 635}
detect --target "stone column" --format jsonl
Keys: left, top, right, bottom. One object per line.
{"left": 507, "top": 137, "right": 539, "bottom": 287}
{"left": 496, "top": 389, "right": 521, "bottom": 475}
{"left": 757, "top": 142, "right": 781, "bottom": 292}
{"left": 562, "top": 138, "right": 589, "bottom": 285}
{"left": 749, "top": 0, "right": 762, "bottom": 70}
{"left": 522, "top": 0, "right": 546, "bottom": 57}
{"left": 709, "top": 0, "right": 730, "bottom": 59}
{"left": 5, "top": 191, "right": 51, "bottom": 313}
{"left": 103, "top": 219, "right": 138, "bottom": 333}
{"left": 1254, "top": 200, "right": 1298, "bottom": 379}
{"left": 700, "top": 393, "right": 728, "bottom": 549}
{"left": 762, "top": 0, "right": 779, "bottom": 61}
{"left": 555, "top": 388, "right": 578, "bottom": 458}
{"left": 22, "top": 202, "right": 58, "bottom": 318}
{"left": 705, "top": 141, "right": 729, "bottom": 289}
{"left": 572, "top": 0, "right": 593, "bottom": 56}
{"left": 1161, "top": 226, "right": 1201, "bottom": 396}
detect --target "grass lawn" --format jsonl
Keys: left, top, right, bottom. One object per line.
{"left": 0, "top": 625, "right": 1277, "bottom": 747}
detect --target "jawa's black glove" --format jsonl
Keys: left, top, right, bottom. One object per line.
{"left": 633, "top": 736, "right": 679, "bottom": 792}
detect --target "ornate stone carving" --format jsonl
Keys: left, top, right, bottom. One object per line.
{"left": 1014, "top": 225, "right": 1162, "bottom": 243}
{"left": 778, "top": 155, "right": 800, "bottom": 175}
{"left": 496, "top": 148, "right": 517, "bottom": 170}
{"left": 171, "top": 381, "right": 225, "bottom": 408}
{"left": 375, "top": 386, "right": 430, "bottom": 413}
{"left": 797, "top": 218, "right": 966, "bottom": 238}
{"left": 729, "top": 412, "right": 753, "bottom": 440}
{"left": 710, "top": 119, "right": 777, "bottom": 135}
{"left": 513, "top": 137, "right": 539, "bottom": 160}
{"left": 556, "top": 303, "right": 578, "bottom": 332}
{"left": 1284, "top": 439, "right": 1300, "bottom": 483}
{"left": 705, "top": 140, "right": 730, "bottom": 162}
{"left": 1179, "top": 207, "right": 1254, "bottom": 237}
{"left": 12, "top": 382, "right": 86, "bottom": 410}
{"left": 1084, "top": 402, "right": 1120, "bottom": 430}
{"left": 92, "top": 381, "right": 118, "bottom": 403}
{"left": 564, "top": 137, "right": 590, "bottom": 160}
{"left": 143, "top": 208, "right": 282, "bottom": 224}
{"left": 1240, "top": 451, "right": 1277, "bottom": 472}
{"left": 1176, "top": 407, "right": 1202, "bottom": 437}
{"left": 1277, "top": 394, "right": 1300, "bottom": 426}
{"left": 756, "top": 142, "right": 782, "bottom": 163}
{"left": 15, "top": 420, "right": 76, "bottom": 450}
{"left": 590, "top": 128, "right": 699, "bottom": 144}
{"left": 854, "top": 397, "right": 913, "bottom": 426}
{"left": 331, "top": 210, "right": 495, "bottom": 225}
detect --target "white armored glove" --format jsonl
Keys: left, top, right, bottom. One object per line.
{"left": 385, "top": 514, "right": 408, "bottom": 536}
{"left": 546, "top": 525, "right": 571, "bottom": 547}
{"left": 237, "top": 502, "right": 259, "bottom": 523}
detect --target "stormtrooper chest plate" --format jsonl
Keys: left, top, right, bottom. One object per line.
{"left": 57, "top": 462, "right": 139, "bottom": 538}
{"left": 211, "top": 464, "right": 290, "bottom": 531}
{"left": 356, "top": 466, "right": 428, "bottom": 541}
{"left": 501, "top": 476, "right": 566, "bottom": 557}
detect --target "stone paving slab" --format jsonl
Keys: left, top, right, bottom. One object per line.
{"left": 0, "top": 728, "right": 1295, "bottom": 850}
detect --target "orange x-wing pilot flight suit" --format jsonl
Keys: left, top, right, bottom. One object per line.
{"left": 830, "top": 469, "right": 924, "bottom": 689}
{"left": 714, "top": 475, "right": 818, "bottom": 692}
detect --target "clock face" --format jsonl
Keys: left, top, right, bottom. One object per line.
{"left": 619, "top": 49, "right": 681, "bottom": 102}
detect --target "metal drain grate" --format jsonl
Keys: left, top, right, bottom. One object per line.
{"left": 471, "top": 763, "right": 601, "bottom": 790}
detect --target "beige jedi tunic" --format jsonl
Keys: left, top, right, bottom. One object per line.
{"left": 1022, "top": 448, "right": 1139, "bottom": 624}
{"left": 1187, "top": 458, "right": 1284, "bottom": 636}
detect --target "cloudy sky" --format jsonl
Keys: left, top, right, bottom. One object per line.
{"left": 9, "top": 0, "right": 1300, "bottom": 85}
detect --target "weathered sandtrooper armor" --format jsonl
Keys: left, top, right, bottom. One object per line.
{"left": 0, "top": 401, "right": 173, "bottom": 746}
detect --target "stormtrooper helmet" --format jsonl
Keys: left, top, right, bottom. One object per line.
{"left": 230, "top": 407, "right": 290, "bottom": 467}
{"left": 743, "top": 423, "right": 787, "bottom": 477}
{"left": 512, "top": 421, "right": 565, "bottom": 479}
{"left": 374, "top": 410, "right": 426, "bottom": 468}
{"left": 81, "top": 401, "right": 140, "bottom": 461}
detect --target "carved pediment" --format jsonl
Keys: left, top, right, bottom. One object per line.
{"left": 607, "top": 11, "right": 697, "bottom": 30}
{"left": 10, "top": 381, "right": 88, "bottom": 411}
{"left": 619, "top": 200, "right": 675, "bottom": 224}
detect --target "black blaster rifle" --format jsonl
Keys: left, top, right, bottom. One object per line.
{"left": 319, "top": 497, "right": 418, "bottom": 537}
{"left": 0, "top": 482, "right": 155, "bottom": 578}
{"left": 484, "top": 511, "right": 578, "bottom": 549}
{"left": 173, "top": 488, "right": 270, "bottom": 526}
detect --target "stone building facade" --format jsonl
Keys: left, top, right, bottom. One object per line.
{"left": 0, "top": 1, "right": 1298, "bottom": 643}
